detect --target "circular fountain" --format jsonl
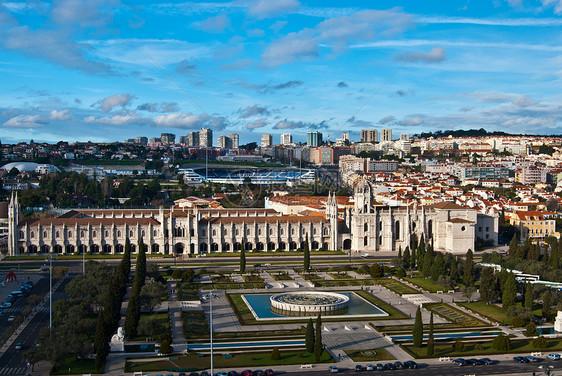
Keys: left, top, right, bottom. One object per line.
{"left": 270, "top": 291, "right": 350, "bottom": 314}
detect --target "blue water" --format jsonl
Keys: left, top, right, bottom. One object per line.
{"left": 391, "top": 331, "right": 503, "bottom": 342}
{"left": 242, "top": 292, "right": 387, "bottom": 319}
{"left": 188, "top": 340, "right": 305, "bottom": 350}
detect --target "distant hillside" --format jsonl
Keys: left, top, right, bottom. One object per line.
{"left": 417, "top": 128, "right": 510, "bottom": 139}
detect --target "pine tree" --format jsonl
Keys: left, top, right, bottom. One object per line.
{"left": 135, "top": 236, "right": 146, "bottom": 288}
{"left": 240, "top": 249, "right": 246, "bottom": 272}
{"left": 427, "top": 312, "right": 434, "bottom": 356}
{"left": 479, "top": 267, "right": 495, "bottom": 303}
{"left": 502, "top": 272, "right": 517, "bottom": 309}
{"left": 422, "top": 248, "right": 433, "bottom": 278}
{"left": 305, "top": 318, "right": 315, "bottom": 353}
{"left": 125, "top": 292, "right": 140, "bottom": 338}
{"left": 123, "top": 237, "right": 132, "bottom": 278}
{"left": 550, "top": 242, "right": 560, "bottom": 269}
{"left": 314, "top": 314, "right": 323, "bottom": 361}
{"left": 304, "top": 238, "right": 310, "bottom": 271}
{"left": 412, "top": 306, "right": 423, "bottom": 347}
{"left": 463, "top": 249, "right": 474, "bottom": 287}
{"left": 449, "top": 257, "right": 459, "bottom": 282}
{"left": 397, "top": 246, "right": 403, "bottom": 268}
{"left": 430, "top": 252, "right": 445, "bottom": 281}
{"left": 94, "top": 310, "right": 109, "bottom": 372}
{"left": 524, "top": 283, "right": 533, "bottom": 309}
{"left": 509, "top": 234, "right": 518, "bottom": 257}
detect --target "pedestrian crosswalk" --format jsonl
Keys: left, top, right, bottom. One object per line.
{"left": 1, "top": 306, "right": 48, "bottom": 315}
{"left": 0, "top": 366, "right": 26, "bottom": 375}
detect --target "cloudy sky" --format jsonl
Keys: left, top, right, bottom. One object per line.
{"left": 1, "top": 0, "right": 561, "bottom": 144}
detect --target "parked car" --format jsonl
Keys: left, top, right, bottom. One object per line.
{"left": 241, "top": 370, "right": 253, "bottom": 376}
{"left": 7, "top": 315, "right": 15, "bottom": 322}
{"left": 366, "top": 364, "right": 374, "bottom": 371}
{"left": 186, "top": 372, "right": 197, "bottom": 376}
{"left": 403, "top": 361, "right": 417, "bottom": 369}
{"left": 216, "top": 372, "right": 228, "bottom": 376}
{"left": 329, "top": 365, "right": 339, "bottom": 373}
{"left": 384, "top": 363, "right": 395, "bottom": 370}
{"left": 1, "top": 302, "right": 12, "bottom": 309}
{"left": 376, "top": 364, "right": 384, "bottom": 371}
{"left": 452, "top": 358, "right": 466, "bottom": 366}
{"left": 513, "top": 356, "right": 529, "bottom": 363}
{"left": 252, "top": 370, "right": 264, "bottom": 376}
{"left": 479, "top": 358, "right": 493, "bottom": 365}
{"left": 394, "top": 361, "right": 403, "bottom": 369}
{"left": 15, "top": 343, "right": 22, "bottom": 350}
{"left": 264, "top": 369, "right": 274, "bottom": 376}
{"left": 354, "top": 364, "right": 364, "bottom": 372}
{"left": 200, "top": 372, "right": 209, "bottom": 376}
{"left": 547, "top": 353, "right": 561, "bottom": 360}
{"left": 227, "top": 372, "right": 239, "bottom": 376}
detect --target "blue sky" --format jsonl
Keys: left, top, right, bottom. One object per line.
{"left": 1, "top": 0, "right": 561, "bottom": 145}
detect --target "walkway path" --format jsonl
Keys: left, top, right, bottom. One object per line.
{"left": 167, "top": 280, "right": 187, "bottom": 349}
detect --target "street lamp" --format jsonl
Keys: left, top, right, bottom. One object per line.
{"left": 45, "top": 254, "right": 57, "bottom": 328}
{"left": 206, "top": 291, "right": 220, "bottom": 376}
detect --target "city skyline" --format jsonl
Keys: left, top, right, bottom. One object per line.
{"left": 1, "top": 1, "right": 561, "bottom": 145}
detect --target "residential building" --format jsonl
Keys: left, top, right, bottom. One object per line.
{"left": 361, "top": 129, "right": 378, "bottom": 143}
{"left": 160, "top": 133, "right": 175, "bottom": 144}
{"left": 261, "top": 134, "right": 273, "bottom": 148}
{"left": 200, "top": 128, "right": 212, "bottom": 147}
{"left": 307, "top": 131, "right": 323, "bottom": 147}
{"left": 187, "top": 132, "right": 199, "bottom": 147}
{"left": 280, "top": 133, "right": 292, "bottom": 145}
{"left": 381, "top": 128, "right": 392, "bottom": 142}
{"left": 509, "top": 211, "right": 557, "bottom": 240}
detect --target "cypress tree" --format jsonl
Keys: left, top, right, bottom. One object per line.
{"left": 524, "top": 283, "right": 533, "bottom": 309}
{"left": 135, "top": 236, "right": 146, "bottom": 288}
{"left": 543, "top": 290, "right": 552, "bottom": 320}
{"left": 509, "top": 234, "right": 518, "bottom": 258}
{"left": 304, "top": 238, "right": 310, "bottom": 271}
{"left": 125, "top": 292, "right": 140, "bottom": 338}
{"left": 412, "top": 306, "right": 423, "bottom": 347}
{"left": 430, "top": 252, "right": 445, "bottom": 281}
{"left": 397, "top": 246, "right": 403, "bottom": 268}
{"left": 449, "top": 258, "right": 459, "bottom": 282}
{"left": 94, "top": 310, "right": 109, "bottom": 372}
{"left": 479, "top": 267, "right": 495, "bottom": 304}
{"left": 403, "top": 247, "right": 411, "bottom": 269}
{"left": 314, "top": 314, "right": 323, "bottom": 361}
{"left": 240, "top": 249, "right": 246, "bottom": 272}
{"left": 422, "top": 248, "right": 433, "bottom": 278}
{"left": 305, "top": 318, "right": 315, "bottom": 353}
{"left": 123, "top": 237, "right": 132, "bottom": 278}
{"left": 463, "top": 249, "right": 474, "bottom": 287}
{"left": 427, "top": 312, "right": 434, "bottom": 356}
{"left": 502, "top": 272, "right": 517, "bottom": 309}
{"left": 550, "top": 243, "right": 560, "bottom": 269}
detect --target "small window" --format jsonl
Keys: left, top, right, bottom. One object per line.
{"left": 280, "top": 228, "right": 284, "bottom": 235}
{"left": 246, "top": 228, "right": 250, "bottom": 235}
{"left": 486, "top": 227, "right": 489, "bottom": 232}
{"left": 236, "top": 229, "right": 239, "bottom": 236}
{"left": 55, "top": 231, "right": 60, "bottom": 238}
{"left": 129, "top": 230, "right": 133, "bottom": 237}
{"left": 31, "top": 231, "right": 35, "bottom": 239}
{"left": 117, "top": 230, "right": 121, "bottom": 237}
{"left": 105, "top": 230, "right": 109, "bottom": 237}
{"left": 213, "top": 229, "right": 216, "bottom": 236}
{"left": 81, "top": 231, "right": 85, "bottom": 238}
{"left": 19, "top": 231, "right": 24, "bottom": 239}
{"left": 461, "top": 226, "right": 466, "bottom": 232}
{"left": 43, "top": 231, "right": 47, "bottom": 238}
{"left": 291, "top": 228, "right": 295, "bottom": 235}
{"left": 153, "top": 230, "right": 157, "bottom": 236}
{"left": 258, "top": 229, "right": 262, "bottom": 235}
{"left": 313, "top": 228, "right": 317, "bottom": 235}
{"left": 224, "top": 229, "right": 228, "bottom": 235}
{"left": 92, "top": 231, "right": 96, "bottom": 237}
{"left": 141, "top": 230, "right": 145, "bottom": 237}
{"left": 68, "top": 231, "right": 72, "bottom": 238}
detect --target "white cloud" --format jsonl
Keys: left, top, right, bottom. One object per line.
{"left": 417, "top": 15, "right": 562, "bottom": 26}
{"left": 49, "top": 109, "right": 71, "bottom": 120}
{"left": 84, "top": 113, "right": 148, "bottom": 125}
{"left": 262, "top": 31, "right": 319, "bottom": 66}
{"left": 154, "top": 113, "right": 229, "bottom": 130}
{"left": 194, "top": 14, "right": 231, "bottom": 33}
{"left": 541, "top": 0, "right": 562, "bottom": 14}
{"left": 99, "top": 93, "right": 135, "bottom": 112}
{"left": 3, "top": 114, "right": 45, "bottom": 128}
{"left": 394, "top": 47, "right": 446, "bottom": 63}
{"left": 238, "top": 105, "right": 270, "bottom": 119}
{"left": 248, "top": 0, "right": 300, "bottom": 19}
{"left": 246, "top": 118, "right": 268, "bottom": 129}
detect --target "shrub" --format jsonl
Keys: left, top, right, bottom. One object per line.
{"left": 532, "top": 336, "right": 548, "bottom": 349}
{"left": 474, "top": 343, "right": 484, "bottom": 351}
{"left": 271, "top": 347, "right": 280, "bottom": 360}
{"left": 525, "top": 321, "right": 538, "bottom": 337}
{"left": 512, "top": 316, "right": 525, "bottom": 328}
{"left": 160, "top": 339, "right": 173, "bottom": 355}
{"left": 396, "top": 268, "right": 406, "bottom": 278}
{"left": 492, "top": 334, "right": 511, "bottom": 351}
{"left": 453, "top": 340, "right": 465, "bottom": 352}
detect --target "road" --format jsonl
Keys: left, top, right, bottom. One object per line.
{"left": 0, "top": 277, "right": 71, "bottom": 376}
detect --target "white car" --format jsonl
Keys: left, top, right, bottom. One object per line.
{"left": 15, "top": 343, "right": 22, "bottom": 350}
{"left": 7, "top": 315, "right": 15, "bottom": 322}
{"left": 360, "top": 254, "right": 370, "bottom": 258}
{"left": 1, "top": 302, "right": 12, "bottom": 309}
{"left": 330, "top": 365, "right": 339, "bottom": 373}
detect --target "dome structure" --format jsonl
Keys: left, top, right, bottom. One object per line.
{"left": 1, "top": 162, "right": 40, "bottom": 172}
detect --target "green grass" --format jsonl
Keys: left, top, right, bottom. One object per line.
{"left": 403, "top": 337, "right": 562, "bottom": 358}
{"left": 242, "top": 274, "right": 264, "bottom": 283}
{"left": 404, "top": 277, "right": 446, "bottom": 293}
{"left": 270, "top": 272, "right": 293, "bottom": 281}
{"left": 182, "top": 311, "right": 208, "bottom": 338}
{"left": 328, "top": 272, "right": 351, "bottom": 280}
{"left": 457, "top": 301, "right": 510, "bottom": 325}
{"left": 377, "top": 278, "right": 420, "bottom": 295}
{"left": 126, "top": 350, "right": 334, "bottom": 372}
{"left": 344, "top": 349, "right": 396, "bottom": 362}
{"left": 51, "top": 356, "right": 96, "bottom": 375}
{"left": 424, "top": 303, "right": 487, "bottom": 327}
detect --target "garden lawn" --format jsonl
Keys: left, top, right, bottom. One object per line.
{"left": 403, "top": 337, "right": 562, "bottom": 358}
{"left": 182, "top": 311, "right": 208, "bottom": 339}
{"left": 270, "top": 272, "right": 293, "bottom": 281}
{"left": 51, "top": 356, "right": 96, "bottom": 375}
{"left": 404, "top": 277, "right": 446, "bottom": 293}
{"left": 345, "top": 349, "right": 395, "bottom": 362}
{"left": 424, "top": 303, "right": 487, "bottom": 327}
{"left": 377, "top": 278, "right": 419, "bottom": 295}
{"left": 457, "top": 301, "right": 510, "bottom": 325}
{"left": 126, "top": 350, "right": 334, "bottom": 372}
{"left": 132, "top": 312, "right": 170, "bottom": 341}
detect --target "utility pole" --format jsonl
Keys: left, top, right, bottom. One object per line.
{"left": 46, "top": 255, "right": 56, "bottom": 328}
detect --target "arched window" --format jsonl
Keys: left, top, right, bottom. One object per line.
{"left": 31, "top": 231, "right": 35, "bottom": 239}
{"left": 117, "top": 230, "right": 121, "bottom": 237}
{"left": 68, "top": 231, "right": 72, "bottom": 238}
{"left": 258, "top": 228, "right": 262, "bottom": 236}
{"left": 364, "top": 236, "right": 368, "bottom": 246}
{"left": 55, "top": 231, "right": 60, "bottom": 238}
{"left": 129, "top": 230, "right": 133, "bottom": 237}
{"left": 43, "top": 231, "right": 47, "bottom": 238}
{"left": 81, "top": 231, "right": 85, "bottom": 238}
{"left": 92, "top": 231, "right": 97, "bottom": 237}
{"left": 269, "top": 228, "right": 273, "bottom": 235}
{"left": 291, "top": 228, "right": 295, "bottom": 235}
{"left": 141, "top": 230, "right": 145, "bottom": 237}
{"left": 313, "top": 228, "right": 317, "bottom": 235}
{"left": 280, "top": 228, "right": 284, "bottom": 235}
{"left": 153, "top": 230, "right": 157, "bottom": 236}
{"left": 213, "top": 229, "right": 217, "bottom": 236}
{"left": 395, "top": 221, "right": 400, "bottom": 240}
{"left": 246, "top": 228, "right": 251, "bottom": 235}
{"left": 224, "top": 229, "right": 228, "bottom": 235}
{"left": 302, "top": 228, "right": 306, "bottom": 235}
{"left": 236, "top": 229, "right": 239, "bottom": 236}
{"left": 19, "top": 231, "right": 24, "bottom": 239}
{"left": 324, "top": 228, "right": 328, "bottom": 236}
{"left": 105, "top": 230, "right": 109, "bottom": 237}
{"left": 364, "top": 223, "right": 368, "bottom": 232}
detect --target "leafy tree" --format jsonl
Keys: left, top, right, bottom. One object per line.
{"left": 525, "top": 321, "right": 538, "bottom": 337}
{"left": 305, "top": 318, "right": 315, "bottom": 353}
{"left": 138, "top": 317, "right": 164, "bottom": 338}
{"left": 369, "top": 263, "right": 383, "bottom": 278}
{"left": 412, "top": 306, "right": 423, "bottom": 347}
{"left": 422, "top": 248, "right": 433, "bottom": 278}
{"left": 314, "top": 314, "right": 323, "bottom": 362}
{"left": 304, "top": 238, "right": 310, "bottom": 270}
{"left": 172, "top": 269, "right": 182, "bottom": 280}
{"left": 240, "top": 249, "right": 246, "bottom": 272}
{"left": 463, "top": 249, "right": 474, "bottom": 286}
{"left": 509, "top": 234, "right": 518, "bottom": 257}
{"left": 160, "top": 339, "right": 173, "bottom": 355}
{"left": 140, "top": 282, "right": 166, "bottom": 313}
{"left": 502, "top": 272, "right": 517, "bottom": 309}
{"left": 430, "top": 252, "right": 445, "bottom": 281}
{"left": 479, "top": 267, "right": 496, "bottom": 304}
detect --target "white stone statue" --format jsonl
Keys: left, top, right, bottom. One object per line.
{"left": 110, "top": 327, "right": 125, "bottom": 352}
{"left": 555, "top": 311, "right": 562, "bottom": 333}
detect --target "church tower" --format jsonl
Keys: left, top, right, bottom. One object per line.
{"left": 327, "top": 192, "right": 339, "bottom": 251}
{"left": 7, "top": 192, "right": 20, "bottom": 255}
{"left": 354, "top": 178, "right": 373, "bottom": 214}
